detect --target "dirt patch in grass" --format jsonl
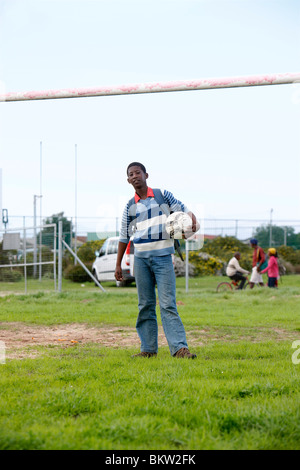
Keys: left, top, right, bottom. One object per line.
{"left": 0, "top": 322, "right": 141, "bottom": 359}
{"left": 0, "top": 322, "right": 173, "bottom": 359}
{"left": 0, "top": 322, "right": 296, "bottom": 360}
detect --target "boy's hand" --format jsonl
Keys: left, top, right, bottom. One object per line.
{"left": 183, "top": 213, "right": 200, "bottom": 239}
{"left": 182, "top": 225, "right": 193, "bottom": 240}
{"left": 115, "top": 265, "right": 124, "bottom": 281}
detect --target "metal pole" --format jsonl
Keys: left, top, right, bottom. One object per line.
{"left": 53, "top": 223, "right": 57, "bottom": 291}
{"left": 74, "top": 144, "right": 77, "bottom": 265}
{"left": 33, "top": 194, "right": 42, "bottom": 278}
{"left": 0, "top": 169, "right": 2, "bottom": 232}
{"left": 1, "top": 72, "right": 300, "bottom": 102}
{"left": 39, "top": 141, "right": 43, "bottom": 281}
{"left": 33, "top": 195, "right": 37, "bottom": 278}
{"left": 284, "top": 227, "right": 287, "bottom": 246}
{"left": 58, "top": 220, "right": 62, "bottom": 292}
{"left": 269, "top": 209, "right": 273, "bottom": 246}
{"left": 185, "top": 240, "right": 189, "bottom": 293}
{"left": 62, "top": 239, "right": 106, "bottom": 292}
{"left": 23, "top": 217, "right": 27, "bottom": 295}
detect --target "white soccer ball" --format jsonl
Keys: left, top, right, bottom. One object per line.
{"left": 165, "top": 211, "right": 192, "bottom": 239}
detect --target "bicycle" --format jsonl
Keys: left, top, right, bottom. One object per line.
{"left": 216, "top": 277, "right": 249, "bottom": 292}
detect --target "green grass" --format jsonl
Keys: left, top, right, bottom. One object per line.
{"left": 0, "top": 275, "right": 300, "bottom": 450}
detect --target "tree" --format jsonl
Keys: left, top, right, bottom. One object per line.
{"left": 40, "top": 212, "right": 73, "bottom": 248}
{"left": 253, "top": 225, "right": 299, "bottom": 248}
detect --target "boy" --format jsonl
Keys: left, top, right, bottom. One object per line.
{"left": 115, "top": 162, "right": 199, "bottom": 358}
{"left": 249, "top": 238, "right": 266, "bottom": 289}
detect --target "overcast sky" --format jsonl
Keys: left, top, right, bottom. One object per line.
{"left": 0, "top": 0, "right": 299, "bottom": 231}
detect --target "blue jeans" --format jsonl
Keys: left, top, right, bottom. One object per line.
{"left": 134, "top": 254, "right": 188, "bottom": 356}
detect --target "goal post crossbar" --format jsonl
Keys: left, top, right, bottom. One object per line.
{"left": 1, "top": 72, "right": 300, "bottom": 102}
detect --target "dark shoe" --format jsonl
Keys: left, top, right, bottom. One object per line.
{"left": 131, "top": 351, "right": 157, "bottom": 358}
{"left": 174, "top": 347, "right": 197, "bottom": 359}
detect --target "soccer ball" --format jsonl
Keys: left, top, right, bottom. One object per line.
{"left": 165, "top": 211, "right": 192, "bottom": 239}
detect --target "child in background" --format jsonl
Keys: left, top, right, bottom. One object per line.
{"left": 260, "top": 248, "right": 279, "bottom": 288}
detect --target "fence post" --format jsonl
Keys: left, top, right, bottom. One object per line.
{"left": 23, "top": 220, "right": 27, "bottom": 294}
{"left": 53, "top": 223, "right": 57, "bottom": 291}
{"left": 58, "top": 221, "right": 62, "bottom": 292}
{"left": 185, "top": 240, "right": 189, "bottom": 293}
{"left": 33, "top": 196, "right": 37, "bottom": 278}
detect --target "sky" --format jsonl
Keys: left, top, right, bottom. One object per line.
{"left": 0, "top": 0, "right": 300, "bottom": 234}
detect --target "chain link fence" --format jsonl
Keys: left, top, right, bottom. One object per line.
{"left": 1, "top": 215, "right": 300, "bottom": 295}
{"left": 0, "top": 224, "right": 56, "bottom": 294}
{"left": 4, "top": 215, "right": 300, "bottom": 247}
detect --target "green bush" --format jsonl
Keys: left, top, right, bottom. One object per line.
{"left": 204, "top": 236, "right": 252, "bottom": 259}
{"left": 188, "top": 237, "right": 300, "bottom": 276}
{"left": 188, "top": 252, "right": 224, "bottom": 276}
{"left": 277, "top": 245, "right": 300, "bottom": 265}
{"left": 63, "top": 262, "right": 94, "bottom": 283}
{"left": 0, "top": 243, "right": 11, "bottom": 265}
{"left": 62, "top": 240, "right": 105, "bottom": 281}
{"left": 0, "top": 269, "right": 23, "bottom": 282}
{"left": 188, "top": 237, "right": 252, "bottom": 276}
{"left": 77, "top": 240, "right": 106, "bottom": 262}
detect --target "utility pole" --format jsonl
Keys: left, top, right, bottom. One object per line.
{"left": 33, "top": 195, "right": 42, "bottom": 278}
{"left": 284, "top": 227, "right": 287, "bottom": 246}
{"left": 269, "top": 208, "right": 273, "bottom": 246}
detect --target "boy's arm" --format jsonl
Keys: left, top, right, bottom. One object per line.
{"left": 115, "top": 203, "right": 131, "bottom": 281}
{"left": 115, "top": 241, "right": 128, "bottom": 281}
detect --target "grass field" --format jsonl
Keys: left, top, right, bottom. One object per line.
{"left": 0, "top": 275, "right": 300, "bottom": 450}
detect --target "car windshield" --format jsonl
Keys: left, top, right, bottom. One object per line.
{"left": 99, "top": 239, "right": 109, "bottom": 255}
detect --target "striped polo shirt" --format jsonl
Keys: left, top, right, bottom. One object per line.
{"left": 119, "top": 187, "right": 189, "bottom": 258}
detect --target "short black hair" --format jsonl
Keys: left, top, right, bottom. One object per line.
{"left": 127, "top": 162, "right": 146, "bottom": 175}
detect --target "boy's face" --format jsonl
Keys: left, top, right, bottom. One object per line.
{"left": 127, "top": 165, "right": 148, "bottom": 191}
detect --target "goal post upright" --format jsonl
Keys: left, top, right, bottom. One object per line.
{"left": 0, "top": 169, "right": 2, "bottom": 231}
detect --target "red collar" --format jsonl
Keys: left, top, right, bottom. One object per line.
{"left": 134, "top": 187, "right": 154, "bottom": 203}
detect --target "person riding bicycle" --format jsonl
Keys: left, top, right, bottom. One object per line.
{"left": 226, "top": 252, "right": 250, "bottom": 290}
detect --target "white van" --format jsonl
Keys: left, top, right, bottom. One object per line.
{"left": 92, "top": 237, "right": 135, "bottom": 287}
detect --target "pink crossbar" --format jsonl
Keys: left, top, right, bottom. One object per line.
{"left": 1, "top": 72, "right": 300, "bottom": 102}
